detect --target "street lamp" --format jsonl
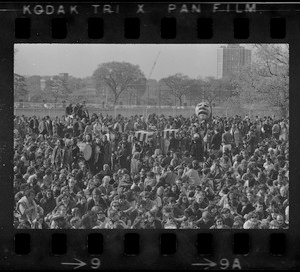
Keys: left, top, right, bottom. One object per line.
{"left": 249, "top": 105, "right": 254, "bottom": 118}
{"left": 226, "top": 107, "right": 230, "bottom": 117}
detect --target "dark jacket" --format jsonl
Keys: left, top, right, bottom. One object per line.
{"left": 169, "top": 138, "right": 180, "bottom": 151}
{"left": 210, "top": 132, "right": 222, "bottom": 150}
{"left": 40, "top": 196, "right": 56, "bottom": 216}
{"left": 237, "top": 203, "right": 255, "bottom": 217}
{"left": 190, "top": 139, "right": 204, "bottom": 161}
{"left": 196, "top": 219, "right": 214, "bottom": 229}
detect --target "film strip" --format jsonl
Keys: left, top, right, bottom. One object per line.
{"left": 0, "top": 1, "right": 299, "bottom": 270}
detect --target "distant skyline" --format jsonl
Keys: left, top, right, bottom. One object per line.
{"left": 14, "top": 44, "right": 253, "bottom": 80}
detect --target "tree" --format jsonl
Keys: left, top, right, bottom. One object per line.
{"left": 160, "top": 73, "right": 193, "bottom": 106}
{"left": 14, "top": 74, "right": 28, "bottom": 101}
{"left": 25, "top": 75, "right": 42, "bottom": 102}
{"left": 232, "top": 44, "right": 289, "bottom": 117}
{"left": 92, "top": 62, "right": 147, "bottom": 105}
{"left": 200, "top": 77, "right": 224, "bottom": 113}
{"left": 45, "top": 75, "right": 71, "bottom": 104}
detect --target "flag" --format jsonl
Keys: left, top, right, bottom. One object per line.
{"left": 135, "top": 131, "right": 154, "bottom": 142}
{"left": 162, "top": 129, "right": 179, "bottom": 139}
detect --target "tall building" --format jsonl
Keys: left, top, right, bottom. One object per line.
{"left": 59, "top": 73, "right": 69, "bottom": 79}
{"left": 217, "top": 44, "right": 251, "bottom": 79}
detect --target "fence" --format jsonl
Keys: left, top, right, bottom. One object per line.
{"left": 14, "top": 102, "right": 284, "bottom": 119}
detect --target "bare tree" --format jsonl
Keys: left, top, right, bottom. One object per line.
{"left": 160, "top": 73, "right": 193, "bottom": 106}
{"left": 93, "top": 62, "right": 146, "bottom": 105}
{"left": 232, "top": 44, "right": 289, "bottom": 117}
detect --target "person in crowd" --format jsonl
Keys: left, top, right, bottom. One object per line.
{"left": 190, "top": 134, "right": 204, "bottom": 162}
{"left": 16, "top": 189, "right": 43, "bottom": 228}
{"left": 222, "top": 126, "right": 234, "bottom": 153}
{"left": 209, "top": 216, "right": 231, "bottom": 229}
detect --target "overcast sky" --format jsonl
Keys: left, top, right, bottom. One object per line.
{"left": 14, "top": 44, "right": 251, "bottom": 80}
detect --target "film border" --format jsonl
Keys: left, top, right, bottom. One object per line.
{"left": 0, "top": 1, "right": 299, "bottom": 270}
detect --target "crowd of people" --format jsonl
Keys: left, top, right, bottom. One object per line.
{"left": 13, "top": 104, "right": 289, "bottom": 229}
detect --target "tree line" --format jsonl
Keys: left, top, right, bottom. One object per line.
{"left": 14, "top": 44, "right": 289, "bottom": 117}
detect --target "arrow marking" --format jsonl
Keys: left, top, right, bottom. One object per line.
{"left": 61, "top": 258, "right": 87, "bottom": 270}
{"left": 192, "top": 258, "right": 217, "bottom": 270}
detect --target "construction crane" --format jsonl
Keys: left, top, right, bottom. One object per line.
{"left": 148, "top": 51, "right": 161, "bottom": 80}
{"left": 147, "top": 51, "right": 161, "bottom": 105}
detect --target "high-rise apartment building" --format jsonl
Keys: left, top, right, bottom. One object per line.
{"left": 217, "top": 44, "right": 251, "bottom": 78}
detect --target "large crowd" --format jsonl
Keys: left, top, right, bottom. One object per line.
{"left": 13, "top": 103, "right": 289, "bottom": 229}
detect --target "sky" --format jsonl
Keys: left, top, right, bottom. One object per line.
{"left": 14, "top": 44, "right": 251, "bottom": 80}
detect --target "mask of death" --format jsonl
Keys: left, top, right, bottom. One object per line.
{"left": 195, "top": 102, "right": 212, "bottom": 121}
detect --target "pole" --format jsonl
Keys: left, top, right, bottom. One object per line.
{"left": 158, "top": 85, "right": 161, "bottom": 115}
{"left": 226, "top": 107, "right": 230, "bottom": 117}
{"left": 147, "top": 84, "right": 149, "bottom": 106}
{"left": 105, "top": 88, "right": 108, "bottom": 105}
{"left": 249, "top": 105, "right": 254, "bottom": 119}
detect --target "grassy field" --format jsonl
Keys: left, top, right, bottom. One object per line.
{"left": 14, "top": 107, "right": 196, "bottom": 118}
{"left": 14, "top": 105, "right": 282, "bottom": 119}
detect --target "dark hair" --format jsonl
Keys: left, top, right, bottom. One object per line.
{"left": 214, "top": 215, "right": 223, "bottom": 223}
{"left": 24, "top": 189, "right": 35, "bottom": 197}
{"left": 92, "top": 188, "right": 101, "bottom": 196}
{"left": 187, "top": 163, "right": 193, "bottom": 169}
{"left": 168, "top": 165, "right": 174, "bottom": 171}
{"left": 80, "top": 214, "right": 93, "bottom": 229}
